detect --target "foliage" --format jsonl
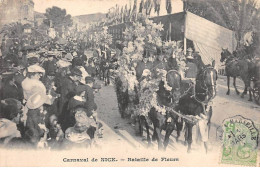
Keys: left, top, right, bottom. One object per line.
{"left": 92, "top": 26, "right": 113, "bottom": 48}
{"left": 116, "top": 19, "right": 166, "bottom": 117}
{"left": 44, "top": 6, "right": 73, "bottom": 34}
{"left": 0, "top": 22, "right": 24, "bottom": 39}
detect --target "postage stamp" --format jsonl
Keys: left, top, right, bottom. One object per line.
{"left": 221, "top": 115, "right": 259, "bottom": 166}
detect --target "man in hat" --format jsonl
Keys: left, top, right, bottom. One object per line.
{"left": 42, "top": 54, "right": 57, "bottom": 77}
{"left": 185, "top": 49, "right": 198, "bottom": 79}
{"left": 181, "top": 48, "right": 199, "bottom": 94}
{"left": 135, "top": 53, "right": 153, "bottom": 81}
{"left": 186, "top": 47, "right": 193, "bottom": 59}
{"left": 2, "top": 74, "right": 23, "bottom": 101}
{"left": 85, "top": 58, "right": 96, "bottom": 78}
{"left": 153, "top": 54, "right": 169, "bottom": 78}
{"left": 17, "top": 51, "right": 28, "bottom": 68}
{"left": 58, "top": 67, "right": 82, "bottom": 118}
{"left": 83, "top": 77, "right": 97, "bottom": 119}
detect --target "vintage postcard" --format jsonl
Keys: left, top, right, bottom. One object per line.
{"left": 0, "top": 0, "right": 259, "bottom": 167}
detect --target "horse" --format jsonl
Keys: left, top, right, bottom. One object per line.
{"left": 220, "top": 48, "right": 253, "bottom": 101}
{"left": 139, "top": 70, "right": 182, "bottom": 150}
{"left": 176, "top": 65, "right": 217, "bottom": 153}
{"left": 99, "top": 52, "right": 111, "bottom": 86}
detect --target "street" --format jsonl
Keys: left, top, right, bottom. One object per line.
{"left": 92, "top": 75, "right": 260, "bottom": 161}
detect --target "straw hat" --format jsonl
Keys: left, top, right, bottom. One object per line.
{"left": 26, "top": 92, "right": 49, "bottom": 109}
{"left": 57, "top": 59, "right": 71, "bottom": 68}
{"left": 186, "top": 55, "right": 194, "bottom": 60}
{"left": 142, "top": 69, "right": 151, "bottom": 77}
{"left": 187, "top": 48, "right": 193, "bottom": 52}
{"left": 27, "top": 64, "right": 45, "bottom": 73}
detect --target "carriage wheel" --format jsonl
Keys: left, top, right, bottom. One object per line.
{"left": 253, "top": 87, "right": 260, "bottom": 105}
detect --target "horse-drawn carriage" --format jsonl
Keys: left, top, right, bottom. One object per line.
{"left": 115, "top": 60, "right": 218, "bottom": 153}
{"left": 251, "top": 59, "right": 260, "bottom": 105}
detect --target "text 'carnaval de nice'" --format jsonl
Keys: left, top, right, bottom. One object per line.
{"left": 63, "top": 157, "right": 179, "bottom": 162}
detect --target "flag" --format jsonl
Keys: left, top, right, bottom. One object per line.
{"left": 121, "top": 6, "right": 124, "bottom": 23}
{"left": 128, "top": 0, "right": 132, "bottom": 21}
{"left": 139, "top": 0, "right": 144, "bottom": 13}
{"left": 147, "top": 0, "right": 154, "bottom": 15}
{"left": 154, "top": 0, "right": 161, "bottom": 16}
{"left": 132, "top": 0, "right": 137, "bottom": 21}
{"left": 116, "top": 4, "right": 120, "bottom": 23}
{"left": 124, "top": 5, "right": 128, "bottom": 22}
{"left": 166, "top": 0, "right": 172, "bottom": 14}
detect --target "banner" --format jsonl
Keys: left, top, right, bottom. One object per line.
{"left": 185, "top": 12, "right": 237, "bottom": 67}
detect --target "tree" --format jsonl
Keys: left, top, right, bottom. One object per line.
{"left": 185, "top": 0, "right": 260, "bottom": 48}
{"left": 44, "top": 6, "right": 73, "bottom": 35}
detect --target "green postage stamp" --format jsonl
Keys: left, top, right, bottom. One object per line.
{"left": 221, "top": 115, "right": 259, "bottom": 166}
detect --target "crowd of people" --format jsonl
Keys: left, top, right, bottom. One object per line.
{"left": 0, "top": 39, "right": 104, "bottom": 149}
{"left": 0, "top": 33, "right": 205, "bottom": 150}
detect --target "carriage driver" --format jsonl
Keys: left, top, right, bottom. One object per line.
{"left": 180, "top": 48, "right": 198, "bottom": 94}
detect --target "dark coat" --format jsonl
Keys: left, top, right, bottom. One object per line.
{"left": 58, "top": 76, "right": 76, "bottom": 115}
{"left": 84, "top": 85, "right": 97, "bottom": 116}
{"left": 25, "top": 109, "right": 45, "bottom": 144}
{"left": 185, "top": 61, "right": 198, "bottom": 78}
{"left": 168, "top": 57, "right": 178, "bottom": 70}
{"left": 135, "top": 61, "right": 153, "bottom": 81}
{"left": 2, "top": 83, "right": 23, "bottom": 101}
{"left": 85, "top": 66, "right": 96, "bottom": 78}
{"left": 43, "top": 60, "right": 57, "bottom": 76}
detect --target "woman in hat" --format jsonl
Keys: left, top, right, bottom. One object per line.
{"left": 21, "top": 64, "right": 47, "bottom": 102}
{"left": 0, "top": 99, "right": 23, "bottom": 145}
{"left": 24, "top": 92, "right": 49, "bottom": 147}
{"left": 63, "top": 107, "right": 96, "bottom": 148}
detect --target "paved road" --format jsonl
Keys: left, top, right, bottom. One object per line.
{"left": 92, "top": 77, "right": 260, "bottom": 165}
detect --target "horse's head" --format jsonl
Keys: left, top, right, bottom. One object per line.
{"left": 220, "top": 48, "right": 231, "bottom": 62}
{"left": 166, "top": 70, "right": 182, "bottom": 103}
{"left": 196, "top": 67, "right": 217, "bottom": 102}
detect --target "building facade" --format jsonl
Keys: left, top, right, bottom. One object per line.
{"left": 0, "top": 0, "right": 35, "bottom": 28}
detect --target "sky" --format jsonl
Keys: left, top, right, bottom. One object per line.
{"left": 33, "top": 0, "right": 184, "bottom": 16}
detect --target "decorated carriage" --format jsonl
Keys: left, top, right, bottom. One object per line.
{"left": 251, "top": 59, "right": 260, "bottom": 105}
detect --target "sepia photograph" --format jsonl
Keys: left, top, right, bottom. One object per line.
{"left": 0, "top": 0, "right": 259, "bottom": 167}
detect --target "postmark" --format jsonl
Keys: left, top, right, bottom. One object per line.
{"left": 221, "top": 115, "right": 259, "bottom": 166}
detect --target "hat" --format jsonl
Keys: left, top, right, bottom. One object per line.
{"left": 26, "top": 92, "right": 49, "bottom": 109}
{"left": 187, "top": 48, "right": 193, "bottom": 52}
{"left": 64, "top": 53, "right": 73, "bottom": 62}
{"left": 186, "top": 55, "right": 194, "bottom": 60}
{"left": 27, "top": 52, "right": 40, "bottom": 59}
{"left": 71, "top": 67, "right": 82, "bottom": 77}
{"left": 27, "top": 57, "right": 39, "bottom": 65}
{"left": 74, "top": 108, "right": 96, "bottom": 127}
{"left": 57, "top": 59, "right": 71, "bottom": 68}
{"left": 85, "top": 76, "right": 94, "bottom": 83}
{"left": 75, "top": 85, "right": 87, "bottom": 95}
{"left": 72, "top": 51, "right": 78, "bottom": 57}
{"left": 72, "top": 57, "right": 83, "bottom": 66}
{"left": 27, "top": 64, "right": 45, "bottom": 73}
{"left": 65, "top": 127, "right": 90, "bottom": 143}
{"left": 142, "top": 69, "right": 151, "bottom": 77}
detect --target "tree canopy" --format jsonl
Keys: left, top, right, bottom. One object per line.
{"left": 44, "top": 6, "right": 73, "bottom": 33}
